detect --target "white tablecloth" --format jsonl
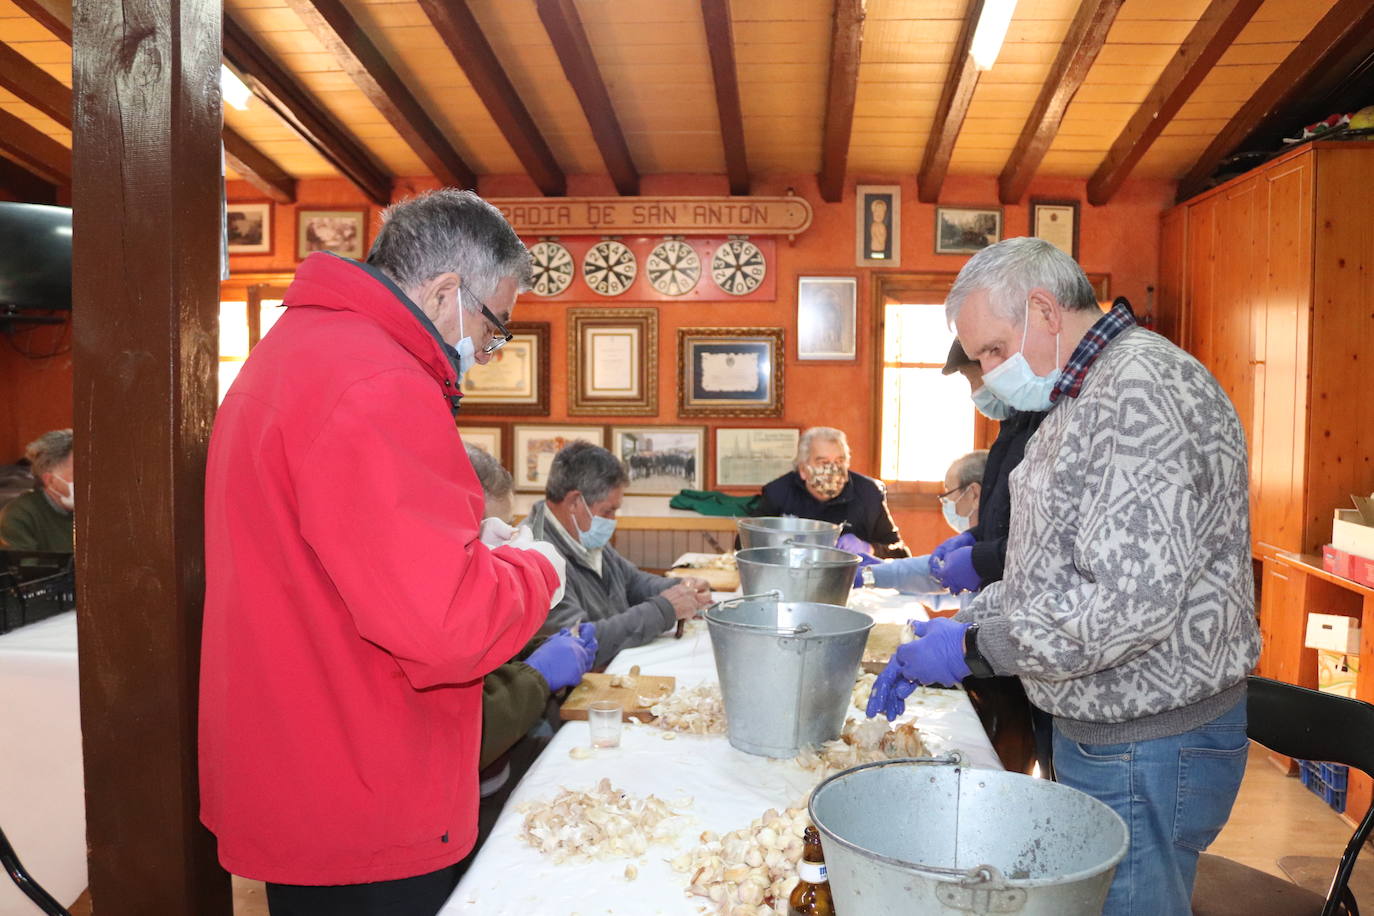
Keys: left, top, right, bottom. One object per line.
{"left": 0, "top": 611, "right": 85, "bottom": 915}
{"left": 442, "top": 588, "right": 998, "bottom": 915}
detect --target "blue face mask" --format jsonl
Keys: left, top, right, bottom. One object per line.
{"left": 970, "top": 385, "right": 1012, "bottom": 421}
{"left": 941, "top": 495, "right": 972, "bottom": 533}
{"left": 577, "top": 494, "right": 617, "bottom": 551}
{"left": 981, "top": 298, "right": 1061, "bottom": 412}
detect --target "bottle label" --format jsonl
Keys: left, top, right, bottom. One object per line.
{"left": 798, "top": 860, "right": 827, "bottom": 884}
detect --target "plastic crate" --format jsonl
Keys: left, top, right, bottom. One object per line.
{"left": 1299, "top": 759, "right": 1349, "bottom": 813}
{"left": 0, "top": 566, "right": 75, "bottom": 634}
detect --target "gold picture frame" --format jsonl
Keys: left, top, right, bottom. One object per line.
{"left": 568, "top": 308, "right": 658, "bottom": 415}
{"left": 457, "top": 322, "right": 550, "bottom": 415}
{"left": 678, "top": 327, "right": 784, "bottom": 418}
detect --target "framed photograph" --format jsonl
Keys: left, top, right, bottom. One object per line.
{"left": 512, "top": 424, "right": 605, "bottom": 493}
{"left": 459, "top": 322, "right": 549, "bottom": 415}
{"left": 611, "top": 426, "right": 705, "bottom": 495}
{"left": 568, "top": 308, "right": 658, "bottom": 415}
{"left": 715, "top": 427, "right": 800, "bottom": 488}
{"left": 457, "top": 424, "right": 505, "bottom": 465}
{"left": 1031, "top": 198, "right": 1080, "bottom": 259}
{"left": 855, "top": 185, "right": 900, "bottom": 267}
{"left": 797, "top": 276, "right": 857, "bottom": 361}
{"left": 297, "top": 209, "right": 366, "bottom": 259}
{"left": 678, "top": 327, "right": 784, "bottom": 418}
{"left": 226, "top": 202, "right": 271, "bottom": 254}
{"left": 935, "top": 206, "right": 1002, "bottom": 255}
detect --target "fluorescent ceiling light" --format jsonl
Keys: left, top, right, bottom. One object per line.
{"left": 220, "top": 64, "right": 252, "bottom": 111}
{"left": 970, "top": 0, "right": 1018, "bottom": 72}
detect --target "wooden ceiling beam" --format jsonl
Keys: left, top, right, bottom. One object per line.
{"left": 415, "top": 0, "right": 564, "bottom": 197}
{"left": 285, "top": 0, "right": 475, "bottom": 191}
{"left": 223, "top": 15, "right": 392, "bottom": 206}
{"left": 1086, "top": 0, "right": 1264, "bottom": 205}
{"left": 998, "top": 0, "right": 1125, "bottom": 204}
{"left": 0, "top": 152, "right": 58, "bottom": 203}
{"left": 536, "top": 0, "right": 638, "bottom": 196}
{"left": 0, "top": 39, "right": 71, "bottom": 126}
{"left": 223, "top": 126, "right": 297, "bottom": 204}
{"left": 8, "top": 0, "right": 71, "bottom": 44}
{"left": 818, "top": 0, "right": 865, "bottom": 203}
{"left": 0, "top": 108, "right": 70, "bottom": 184}
{"left": 1175, "top": 0, "right": 1374, "bottom": 202}
{"left": 917, "top": 0, "right": 983, "bottom": 204}
{"left": 701, "top": 0, "right": 749, "bottom": 196}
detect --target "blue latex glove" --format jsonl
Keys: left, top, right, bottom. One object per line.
{"left": 576, "top": 622, "right": 599, "bottom": 660}
{"left": 836, "top": 533, "right": 873, "bottom": 555}
{"left": 929, "top": 545, "right": 982, "bottom": 594}
{"left": 851, "top": 552, "right": 883, "bottom": 587}
{"left": 930, "top": 530, "right": 975, "bottom": 566}
{"left": 864, "top": 618, "right": 971, "bottom": 721}
{"left": 525, "top": 628, "right": 594, "bottom": 692}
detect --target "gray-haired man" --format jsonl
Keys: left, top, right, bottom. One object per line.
{"left": 526, "top": 442, "right": 712, "bottom": 666}
{"left": 867, "top": 237, "right": 1258, "bottom": 915}
{"left": 0, "top": 428, "right": 74, "bottom": 552}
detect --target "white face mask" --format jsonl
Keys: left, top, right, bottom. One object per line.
{"left": 52, "top": 474, "right": 74, "bottom": 511}
{"left": 941, "top": 493, "right": 971, "bottom": 533}
{"left": 970, "top": 385, "right": 1013, "bottom": 421}
{"left": 453, "top": 296, "right": 476, "bottom": 383}
{"left": 981, "top": 297, "right": 1061, "bottom": 413}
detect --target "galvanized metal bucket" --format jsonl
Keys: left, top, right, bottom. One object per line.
{"left": 736, "top": 516, "right": 842, "bottom": 550}
{"left": 704, "top": 593, "right": 873, "bottom": 757}
{"left": 735, "top": 545, "right": 861, "bottom": 606}
{"left": 809, "top": 758, "right": 1129, "bottom": 915}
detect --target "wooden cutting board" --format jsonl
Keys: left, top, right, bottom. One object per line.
{"left": 863, "top": 623, "right": 907, "bottom": 673}
{"left": 559, "top": 666, "right": 676, "bottom": 722}
{"left": 667, "top": 565, "right": 739, "bottom": 591}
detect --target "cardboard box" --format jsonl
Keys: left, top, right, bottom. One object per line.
{"left": 1323, "top": 544, "right": 1354, "bottom": 578}
{"left": 1306, "top": 612, "right": 1361, "bottom": 655}
{"left": 1353, "top": 555, "right": 1374, "bottom": 590}
{"left": 1317, "top": 649, "right": 1360, "bottom": 698}
{"left": 1333, "top": 509, "right": 1374, "bottom": 562}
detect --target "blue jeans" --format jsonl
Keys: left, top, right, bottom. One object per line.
{"left": 1052, "top": 698, "right": 1248, "bottom": 916}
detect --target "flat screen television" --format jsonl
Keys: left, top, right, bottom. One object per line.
{"left": 0, "top": 202, "right": 72, "bottom": 311}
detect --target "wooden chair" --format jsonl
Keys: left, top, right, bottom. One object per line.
{"left": 1193, "top": 676, "right": 1374, "bottom": 916}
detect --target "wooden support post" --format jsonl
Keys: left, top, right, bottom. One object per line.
{"left": 71, "top": 0, "right": 232, "bottom": 912}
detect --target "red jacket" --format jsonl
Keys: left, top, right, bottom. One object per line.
{"left": 200, "top": 253, "right": 556, "bottom": 885}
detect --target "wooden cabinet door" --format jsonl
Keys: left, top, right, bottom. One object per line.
{"left": 1251, "top": 155, "right": 1312, "bottom": 555}
{"left": 1157, "top": 207, "right": 1187, "bottom": 347}
{"left": 1183, "top": 195, "right": 1218, "bottom": 367}
{"left": 1258, "top": 561, "right": 1303, "bottom": 684}
{"left": 1213, "top": 177, "right": 1259, "bottom": 467}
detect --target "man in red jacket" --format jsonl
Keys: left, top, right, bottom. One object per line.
{"left": 200, "top": 190, "right": 565, "bottom": 915}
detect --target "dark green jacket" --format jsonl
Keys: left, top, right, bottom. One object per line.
{"left": 480, "top": 661, "right": 549, "bottom": 770}
{"left": 0, "top": 488, "right": 73, "bottom": 552}
{"left": 526, "top": 500, "right": 677, "bottom": 667}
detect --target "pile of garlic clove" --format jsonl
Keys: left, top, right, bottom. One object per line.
{"left": 517, "top": 778, "right": 692, "bottom": 863}
{"left": 670, "top": 804, "right": 811, "bottom": 916}
{"left": 793, "top": 716, "right": 931, "bottom": 772}
{"left": 851, "top": 670, "right": 877, "bottom": 710}
{"left": 647, "top": 682, "right": 727, "bottom": 735}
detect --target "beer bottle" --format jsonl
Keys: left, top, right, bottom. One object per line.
{"left": 788, "top": 824, "right": 834, "bottom": 916}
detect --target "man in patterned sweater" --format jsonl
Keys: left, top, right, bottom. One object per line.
{"left": 867, "top": 237, "right": 1259, "bottom": 915}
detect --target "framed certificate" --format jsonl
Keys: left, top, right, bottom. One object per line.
{"left": 1031, "top": 198, "right": 1080, "bottom": 259}
{"left": 457, "top": 322, "right": 549, "bottom": 415}
{"left": 714, "top": 427, "right": 799, "bottom": 488}
{"left": 677, "top": 327, "right": 784, "bottom": 418}
{"left": 568, "top": 308, "right": 658, "bottom": 415}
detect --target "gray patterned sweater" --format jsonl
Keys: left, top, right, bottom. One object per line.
{"left": 959, "top": 327, "right": 1260, "bottom": 743}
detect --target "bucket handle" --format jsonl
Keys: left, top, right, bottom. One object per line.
{"left": 703, "top": 590, "right": 816, "bottom": 636}
{"left": 707, "top": 590, "right": 783, "bottom": 610}
{"left": 931, "top": 864, "right": 1028, "bottom": 914}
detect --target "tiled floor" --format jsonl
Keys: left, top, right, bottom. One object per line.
{"left": 223, "top": 744, "right": 1355, "bottom": 914}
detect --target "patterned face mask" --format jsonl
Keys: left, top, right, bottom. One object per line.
{"left": 806, "top": 462, "right": 847, "bottom": 500}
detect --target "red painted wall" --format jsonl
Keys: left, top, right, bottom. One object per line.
{"left": 1, "top": 172, "right": 1174, "bottom": 547}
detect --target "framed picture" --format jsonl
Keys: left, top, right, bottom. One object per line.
{"left": 855, "top": 185, "right": 900, "bottom": 267}
{"left": 611, "top": 426, "right": 704, "bottom": 495}
{"left": 935, "top": 206, "right": 1002, "bottom": 255}
{"left": 678, "top": 327, "right": 784, "bottom": 418}
{"left": 1031, "top": 198, "right": 1080, "bottom": 259}
{"left": 568, "top": 308, "right": 658, "bottom": 415}
{"left": 226, "top": 202, "right": 271, "bottom": 254}
{"left": 797, "top": 276, "right": 857, "bottom": 361}
{"left": 715, "top": 427, "right": 799, "bottom": 488}
{"left": 512, "top": 424, "right": 605, "bottom": 492}
{"left": 297, "top": 209, "right": 366, "bottom": 259}
{"left": 459, "top": 321, "right": 549, "bottom": 415}
{"left": 457, "top": 424, "right": 505, "bottom": 465}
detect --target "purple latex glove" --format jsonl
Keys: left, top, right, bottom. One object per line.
{"left": 929, "top": 545, "right": 982, "bottom": 594}
{"left": 852, "top": 552, "right": 883, "bottom": 588}
{"left": 930, "top": 530, "right": 975, "bottom": 566}
{"left": 866, "top": 618, "right": 972, "bottom": 719}
{"left": 576, "top": 622, "right": 599, "bottom": 660}
{"left": 866, "top": 659, "right": 922, "bottom": 722}
{"left": 525, "top": 628, "right": 594, "bottom": 692}
{"left": 836, "top": 533, "right": 873, "bottom": 555}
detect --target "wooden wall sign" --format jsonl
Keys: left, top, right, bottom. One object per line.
{"left": 490, "top": 196, "right": 812, "bottom": 237}
{"left": 520, "top": 236, "right": 776, "bottom": 302}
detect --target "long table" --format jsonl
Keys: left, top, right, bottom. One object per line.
{"left": 441, "top": 588, "right": 1000, "bottom": 915}
{"left": 0, "top": 611, "right": 84, "bottom": 916}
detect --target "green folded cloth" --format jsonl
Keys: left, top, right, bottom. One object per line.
{"left": 670, "top": 489, "right": 761, "bottom": 517}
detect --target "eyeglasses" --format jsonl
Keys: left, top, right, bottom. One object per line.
{"left": 938, "top": 483, "right": 970, "bottom": 504}
{"left": 461, "top": 286, "right": 513, "bottom": 355}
